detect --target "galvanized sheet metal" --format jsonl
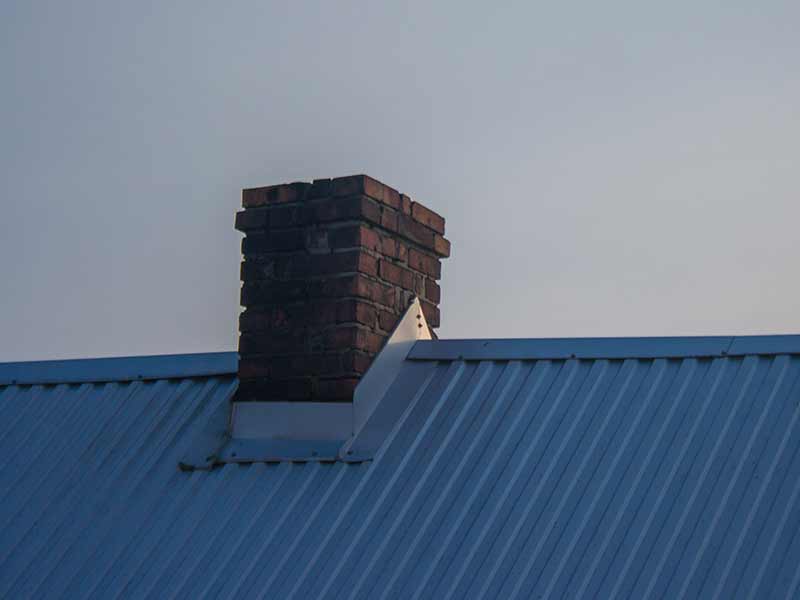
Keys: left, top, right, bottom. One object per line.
{"left": 1, "top": 346, "right": 800, "bottom": 599}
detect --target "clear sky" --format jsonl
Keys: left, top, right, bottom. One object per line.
{"left": 1, "top": 1, "right": 798, "bottom": 361}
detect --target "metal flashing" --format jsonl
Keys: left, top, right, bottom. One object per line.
{"left": 0, "top": 351, "right": 237, "bottom": 386}
{"left": 230, "top": 401, "right": 352, "bottom": 441}
{"left": 408, "top": 334, "right": 800, "bottom": 361}
{"left": 218, "top": 438, "right": 345, "bottom": 463}
{"left": 352, "top": 297, "right": 431, "bottom": 436}
{"left": 201, "top": 301, "right": 431, "bottom": 464}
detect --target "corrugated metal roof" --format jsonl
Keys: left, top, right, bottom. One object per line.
{"left": 1, "top": 339, "right": 800, "bottom": 599}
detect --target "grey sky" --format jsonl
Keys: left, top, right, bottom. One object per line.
{"left": 1, "top": 1, "right": 798, "bottom": 361}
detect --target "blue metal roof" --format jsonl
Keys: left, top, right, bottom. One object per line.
{"left": 0, "top": 351, "right": 237, "bottom": 385}
{"left": 1, "top": 337, "right": 799, "bottom": 599}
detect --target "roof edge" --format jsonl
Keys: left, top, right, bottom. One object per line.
{"left": 409, "top": 335, "right": 800, "bottom": 361}
{"left": 0, "top": 352, "right": 238, "bottom": 386}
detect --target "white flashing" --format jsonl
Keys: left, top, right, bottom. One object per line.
{"left": 351, "top": 297, "right": 431, "bottom": 436}
{"left": 230, "top": 401, "right": 352, "bottom": 441}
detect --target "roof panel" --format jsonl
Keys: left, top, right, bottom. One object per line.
{"left": 0, "top": 345, "right": 799, "bottom": 599}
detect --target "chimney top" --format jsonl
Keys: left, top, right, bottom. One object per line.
{"left": 235, "top": 174, "right": 450, "bottom": 403}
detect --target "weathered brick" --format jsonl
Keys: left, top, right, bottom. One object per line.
{"left": 237, "top": 174, "right": 448, "bottom": 402}
{"left": 411, "top": 202, "right": 445, "bottom": 234}
{"left": 242, "top": 182, "right": 310, "bottom": 208}
{"left": 378, "top": 260, "right": 402, "bottom": 286}
{"left": 425, "top": 278, "right": 441, "bottom": 303}
{"left": 335, "top": 299, "right": 377, "bottom": 325}
{"left": 380, "top": 236, "right": 408, "bottom": 261}
{"left": 238, "top": 377, "right": 315, "bottom": 401}
{"left": 241, "top": 279, "right": 307, "bottom": 306}
{"left": 398, "top": 215, "right": 436, "bottom": 250}
{"left": 323, "top": 326, "right": 384, "bottom": 353}
{"left": 420, "top": 300, "right": 440, "bottom": 328}
{"left": 343, "top": 350, "right": 374, "bottom": 374}
{"left": 328, "top": 225, "right": 382, "bottom": 252}
{"left": 380, "top": 207, "right": 399, "bottom": 232}
{"left": 239, "top": 306, "right": 292, "bottom": 333}
{"left": 235, "top": 208, "right": 269, "bottom": 232}
{"left": 239, "top": 330, "right": 309, "bottom": 355}
{"left": 400, "top": 194, "right": 412, "bottom": 215}
{"left": 317, "top": 378, "right": 360, "bottom": 401}
{"left": 305, "top": 195, "right": 382, "bottom": 226}
{"left": 308, "top": 178, "right": 332, "bottom": 199}
{"left": 378, "top": 309, "right": 399, "bottom": 332}
{"left": 378, "top": 259, "right": 417, "bottom": 292}
{"left": 269, "top": 204, "right": 303, "bottom": 228}
{"left": 307, "top": 250, "right": 377, "bottom": 277}
{"left": 242, "top": 230, "right": 305, "bottom": 253}
{"left": 433, "top": 234, "right": 451, "bottom": 258}
{"left": 408, "top": 248, "right": 442, "bottom": 279}
{"left": 331, "top": 175, "right": 401, "bottom": 210}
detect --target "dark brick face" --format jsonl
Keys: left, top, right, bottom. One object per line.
{"left": 236, "top": 175, "right": 450, "bottom": 402}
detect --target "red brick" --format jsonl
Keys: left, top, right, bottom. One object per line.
{"left": 380, "top": 260, "right": 418, "bottom": 292}
{"left": 342, "top": 350, "right": 374, "bottom": 374}
{"left": 378, "top": 309, "right": 399, "bottom": 332}
{"left": 241, "top": 279, "right": 308, "bottom": 306}
{"left": 411, "top": 202, "right": 445, "bottom": 234}
{"left": 398, "top": 215, "right": 436, "bottom": 250}
{"left": 433, "top": 234, "right": 451, "bottom": 258}
{"left": 378, "top": 260, "right": 402, "bottom": 287}
{"left": 323, "top": 326, "right": 359, "bottom": 350}
{"left": 380, "top": 208, "right": 399, "bottom": 232}
{"left": 238, "top": 377, "right": 315, "bottom": 401}
{"left": 323, "top": 326, "right": 384, "bottom": 353}
{"left": 238, "top": 331, "right": 308, "bottom": 355}
{"left": 269, "top": 204, "right": 303, "bottom": 228}
{"left": 308, "top": 178, "right": 332, "bottom": 199}
{"left": 235, "top": 208, "right": 269, "bottom": 231}
{"left": 331, "top": 175, "right": 401, "bottom": 210}
{"left": 305, "top": 195, "right": 382, "bottom": 226}
{"left": 239, "top": 306, "right": 291, "bottom": 333}
{"left": 400, "top": 194, "right": 412, "bottom": 215}
{"left": 380, "top": 237, "right": 408, "bottom": 261}
{"left": 359, "top": 226, "right": 382, "bottom": 252}
{"left": 353, "top": 275, "right": 396, "bottom": 307}
{"left": 242, "top": 182, "right": 310, "bottom": 208}
{"left": 408, "top": 248, "right": 442, "bottom": 279}
{"left": 237, "top": 356, "right": 273, "bottom": 379}
{"left": 328, "top": 225, "right": 382, "bottom": 252}
{"left": 242, "top": 229, "right": 305, "bottom": 253}
{"left": 307, "top": 250, "right": 377, "bottom": 277}
{"left": 317, "top": 378, "right": 360, "bottom": 401}
{"left": 421, "top": 300, "right": 440, "bottom": 328}
{"left": 425, "top": 278, "right": 441, "bottom": 303}
{"left": 335, "top": 300, "right": 377, "bottom": 325}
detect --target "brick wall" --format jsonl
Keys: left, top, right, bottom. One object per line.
{"left": 236, "top": 174, "right": 450, "bottom": 402}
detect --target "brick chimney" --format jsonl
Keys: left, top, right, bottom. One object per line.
{"left": 235, "top": 175, "right": 450, "bottom": 402}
